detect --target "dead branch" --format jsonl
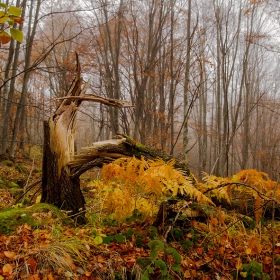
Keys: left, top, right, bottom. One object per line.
{"left": 204, "top": 181, "right": 279, "bottom": 205}
{"left": 68, "top": 134, "right": 191, "bottom": 176}
{"left": 56, "top": 94, "right": 133, "bottom": 108}
{"left": 70, "top": 157, "right": 115, "bottom": 179}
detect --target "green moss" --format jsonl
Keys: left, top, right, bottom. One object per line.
{"left": 9, "top": 188, "right": 24, "bottom": 197}
{"left": 32, "top": 168, "right": 41, "bottom": 174}
{"left": 15, "top": 163, "right": 27, "bottom": 173}
{"left": 0, "top": 203, "right": 63, "bottom": 235}
{"left": 31, "top": 203, "right": 62, "bottom": 216}
{"left": 0, "top": 208, "right": 36, "bottom": 235}
{"left": 123, "top": 134, "right": 136, "bottom": 146}
{"left": 1, "top": 160, "right": 14, "bottom": 167}
{"left": 7, "top": 181, "right": 19, "bottom": 188}
{"left": 135, "top": 142, "right": 147, "bottom": 152}
{"left": 22, "top": 197, "right": 30, "bottom": 205}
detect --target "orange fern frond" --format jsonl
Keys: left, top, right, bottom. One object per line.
{"left": 94, "top": 157, "right": 214, "bottom": 221}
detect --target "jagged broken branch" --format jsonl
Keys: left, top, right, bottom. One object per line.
{"left": 56, "top": 94, "right": 133, "bottom": 108}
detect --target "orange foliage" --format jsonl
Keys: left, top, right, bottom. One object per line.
{"left": 234, "top": 169, "right": 279, "bottom": 223}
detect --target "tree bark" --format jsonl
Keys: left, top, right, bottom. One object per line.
{"left": 10, "top": 0, "right": 41, "bottom": 159}
{"left": 182, "top": 0, "right": 192, "bottom": 161}
{"left": 41, "top": 121, "right": 86, "bottom": 223}
{"left": 1, "top": 0, "right": 27, "bottom": 155}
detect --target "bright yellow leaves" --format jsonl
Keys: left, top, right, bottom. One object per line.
{"left": 92, "top": 157, "right": 213, "bottom": 221}
{"left": 234, "top": 169, "right": 279, "bottom": 223}
{"left": 201, "top": 172, "right": 232, "bottom": 203}
{"left": 94, "top": 159, "right": 280, "bottom": 224}
{"left": 200, "top": 169, "right": 280, "bottom": 224}
{"left": 0, "top": 11, "right": 8, "bottom": 23}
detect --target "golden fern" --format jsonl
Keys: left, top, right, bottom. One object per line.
{"left": 198, "top": 169, "right": 280, "bottom": 223}
{"left": 233, "top": 169, "right": 278, "bottom": 223}
{"left": 94, "top": 157, "right": 280, "bottom": 224}
{"left": 91, "top": 157, "right": 214, "bottom": 221}
{"left": 200, "top": 172, "right": 232, "bottom": 203}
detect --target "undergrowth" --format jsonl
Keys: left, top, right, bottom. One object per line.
{"left": 1, "top": 157, "right": 280, "bottom": 279}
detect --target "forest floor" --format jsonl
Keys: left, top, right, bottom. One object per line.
{"left": 0, "top": 155, "right": 280, "bottom": 280}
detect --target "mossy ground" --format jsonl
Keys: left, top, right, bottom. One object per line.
{"left": 0, "top": 203, "right": 62, "bottom": 234}
{"left": 0, "top": 158, "right": 42, "bottom": 190}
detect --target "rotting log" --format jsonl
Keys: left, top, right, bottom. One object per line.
{"left": 69, "top": 134, "right": 191, "bottom": 178}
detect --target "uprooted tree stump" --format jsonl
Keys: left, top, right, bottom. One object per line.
{"left": 41, "top": 55, "right": 191, "bottom": 223}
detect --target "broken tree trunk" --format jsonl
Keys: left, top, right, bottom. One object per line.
{"left": 41, "top": 55, "right": 131, "bottom": 223}
{"left": 41, "top": 57, "right": 87, "bottom": 223}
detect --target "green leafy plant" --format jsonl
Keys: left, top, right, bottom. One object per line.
{"left": 102, "top": 228, "right": 145, "bottom": 246}
{"left": 0, "top": 3, "right": 24, "bottom": 44}
{"left": 140, "top": 239, "right": 182, "bottom": 279}
{"left": 232, "top": 260, "right": 269, "bottom": 280}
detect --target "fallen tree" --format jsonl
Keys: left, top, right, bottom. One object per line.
{"left": 41, "top": 56, "right": 191, "bottom": 223}
{"left": 41, "top": 56, "right": 277, "bottom": 226}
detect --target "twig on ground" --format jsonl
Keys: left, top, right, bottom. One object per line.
{"left": 163, "top": 202, "right": 190, "bottom": 242}
{"left": 21, "top": 156, "right": 35, "bottom": 204}
{"left": 15, "top": 180, "right": 42, "bottom": 204}
{"left": 204, "top": 182, "right": 280, "bottom": 206}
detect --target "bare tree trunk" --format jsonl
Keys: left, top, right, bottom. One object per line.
{"left": 1, "top": 0, "right": 26, "bottom": 155}
{"left": 128, "top": 0, "right": 169, "bottom": 142}
{"left": 197, "top": 35, "right": 208, "bottom": 175}
{"left": 240, "top": 3, "right": 257, "bottom": 170}
{"left": 10, "top": 0, "right": 41, "bottom": 159}
{"left": 92, "top": 0, "right": 124, "bottom": 136}
{"left": 169, "top": 0, "right": 175, "bottom": 156}
{"left": 41, "top": 120, "right": 86, "bottom": 223}
{"left": 213, "top": 0, "right": 242, "bottom": 176}
{"left": 183, "top": 0, "right": 192, "bottom": 161}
